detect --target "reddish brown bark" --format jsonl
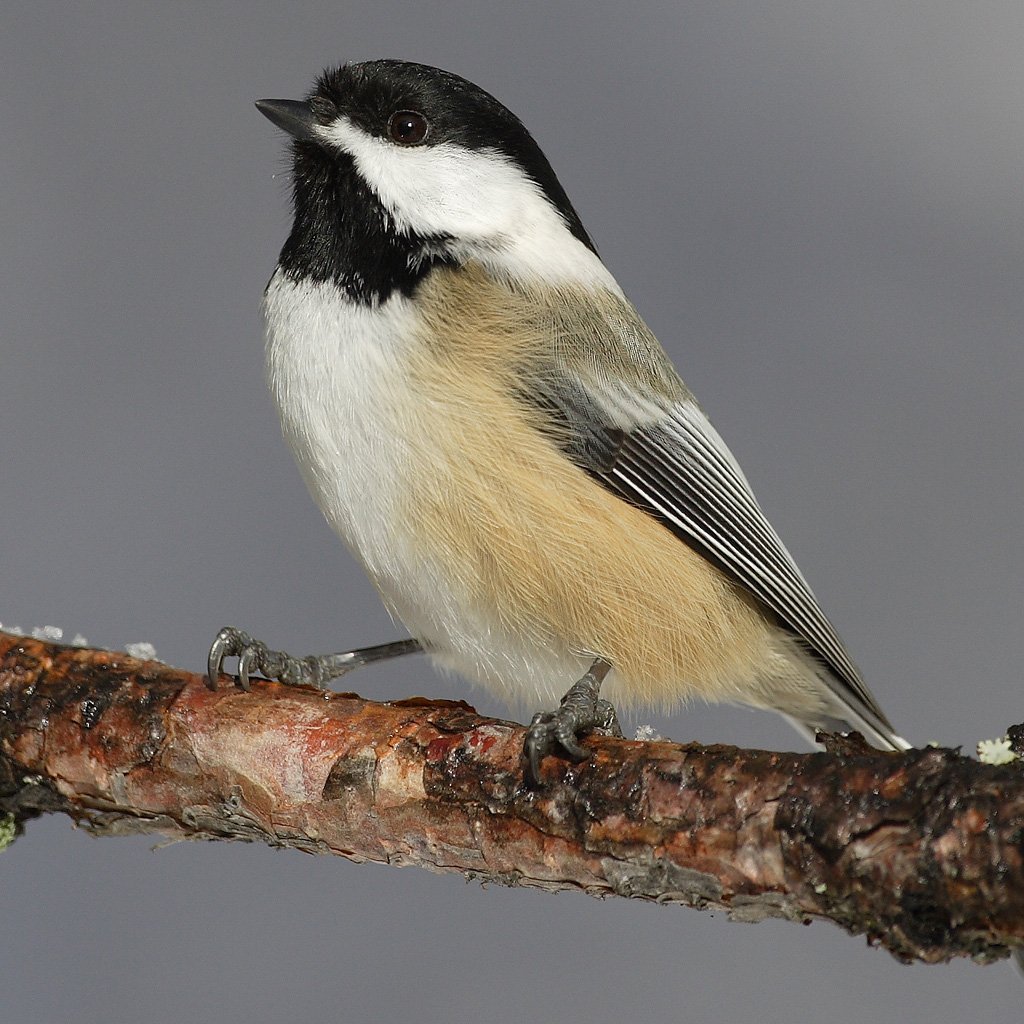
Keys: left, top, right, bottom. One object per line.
{"left": 2, "top": 630, "right": 1022, "bottom": 966}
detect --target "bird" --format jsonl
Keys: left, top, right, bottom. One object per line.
{"left": 208, "top": 59, "right": 910, "bottom": 781}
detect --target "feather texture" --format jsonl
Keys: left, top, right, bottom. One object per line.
{"left": 360, "top": 263, "right": 904, "bottom": 747}
{"left": 258, "top": 60, "right": 908, "bottom": 752}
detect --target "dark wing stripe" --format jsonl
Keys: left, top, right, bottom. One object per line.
{"left": 637, "top": 422, "right": 785, "bottom": 566}
{"left": 636, "top": 422, "right": 821, "bottom": 616}
{"left": 611, "top": 451, "right": 814, "bottom": 631}
{"left": 616, "top": 420, "right": 807, "bottom": 592}
{"left": 619, "top": 426, "right": 857, "bottom": 677}
{"left": 518, "top": 365, "right": 894, "bottom": 732}
{"left": 602, "top": 404, "right": 884, "bottom": 721}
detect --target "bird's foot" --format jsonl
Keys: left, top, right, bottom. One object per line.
{"left": 523, "top": 658, "right": 621, "bottom": 784}
{"left": 206, "top": 627, "right": 326, "bottom": 691}
{"left": 206, "top": 629, "right": 423, "bottom": 692}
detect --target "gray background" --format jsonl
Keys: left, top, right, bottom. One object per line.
{"left": 3, "top": 3, "right": 1022, "bottom": 1021}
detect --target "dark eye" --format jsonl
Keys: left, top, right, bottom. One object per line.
{"left": 388, "top": 110, "right": 429, "bottom": 145}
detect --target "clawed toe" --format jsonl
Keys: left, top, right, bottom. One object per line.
{"left": 522, "top": 658, "right": 621, "bottom": 784}
{"left": 206, "top": 627, "right": 321, "bottom": 691}
{"left": 524, "top": 710, "right": 587, "bottom": 783}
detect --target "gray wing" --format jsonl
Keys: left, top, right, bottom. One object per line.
{"left": 524, "top": 372, "right": 899, "bottom": 743}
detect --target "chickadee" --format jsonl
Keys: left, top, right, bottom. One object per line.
{"left": 209, "top": 59, "right": 909, "bottom": 779}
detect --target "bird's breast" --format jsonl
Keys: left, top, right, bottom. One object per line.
{"left": 262, "top": 270, "right": 425, "bottom": 581}
{"left": 261, "top": 265, "right": 781, "bottom": 711}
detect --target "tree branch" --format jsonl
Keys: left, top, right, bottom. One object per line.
{"left": 2, "top": 630, "right": 1021, "bottom": 966}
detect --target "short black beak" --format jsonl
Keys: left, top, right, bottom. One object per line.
{"left": 255, "top": 99, "right": 318, "bottom": 141}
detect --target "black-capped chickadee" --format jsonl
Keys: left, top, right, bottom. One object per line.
{"left": 209, "top": 59, "right": 909, "bottom": 780}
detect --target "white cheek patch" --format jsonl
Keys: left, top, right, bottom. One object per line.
{"left": 317, "top": 117, "right": 620, "bottom": 293}
{"left": 320, "top": 117, "right": 539, "bottom": 237}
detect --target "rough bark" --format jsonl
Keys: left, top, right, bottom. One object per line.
{"left": 2, "top": 630, "right": 1022, "bottom": 966}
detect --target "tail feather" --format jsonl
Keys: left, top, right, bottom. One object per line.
{"left": 783, "top": 711, "right": 911, "bottom": 753}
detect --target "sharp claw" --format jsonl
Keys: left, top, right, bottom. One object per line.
{"left": 207, "top": 629, "right": 414, "bottom": 694}
{"left": 523, "top": 713, "right": 549, "bottom": 785}
{"left": 556, "top": 728, "right": 589, "bottom": 762}
{"left": 528, "top": 745, "right": 544, "bottom": 785}
{"left": 207, "top": 627, "right": 325, "bottom": 693}
{"left": 237, "top": 647, "right": 256, "bottom": 692}
{"left": 522, "top": 661, "right": 619, "bottom": 783}
{"left": 207, "top": 633, "right": 230, "bottom": 690}
{"left": 526, "top": 732, "right": 547, "bottom": 785}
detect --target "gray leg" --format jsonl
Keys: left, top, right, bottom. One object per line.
{"left": 523, "top": 658, "right": 622, "bottom": 784}
{"left": 207, "top": 627, "right": 422, "bottom": 691}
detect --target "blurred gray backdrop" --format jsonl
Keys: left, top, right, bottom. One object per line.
{"left": 3, "top": 3, "right": 1022, "bottom": 1021}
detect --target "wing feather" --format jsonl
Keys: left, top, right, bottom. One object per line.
{"left": 524, "top": 366, "right": 898, "bottom": 740}
{"left": 609, "top": 406, "right": 871, "bottom": 701}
